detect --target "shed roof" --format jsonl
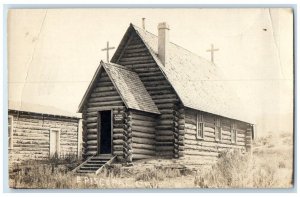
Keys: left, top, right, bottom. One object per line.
{"left": 78, "top": 61, "right": 160, "bottom": 114}
{"left": 112, "top": 24, "right": 253, "bottom": 124}
{"left": 9, "top": 100, "right": 81, "bottom": 118}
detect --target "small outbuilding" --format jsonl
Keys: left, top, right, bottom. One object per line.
{"left": 8, "top": 101, "right": 82, "bottom": 164}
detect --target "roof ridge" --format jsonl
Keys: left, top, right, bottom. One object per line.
{"left": 131, "top": 24, "right": 214, "bottom": 66}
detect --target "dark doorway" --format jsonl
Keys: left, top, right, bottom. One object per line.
{"left": 98, "top": 110, "right": 112, "bottom": 154}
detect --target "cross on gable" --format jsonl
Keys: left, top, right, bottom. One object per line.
{"left": 102, "top": 41, "right": 115, "bottom": 62}
{"left": 206, "top": 44, "right": 219, "bottom": 64}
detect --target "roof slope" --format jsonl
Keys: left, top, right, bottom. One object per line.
{"left": 112, "top": 24, "right": 252, "bottom": 123}
{"left": 78, "top": 61, "right": 160, "bottom": 114}
{"left": 103, "top": 62, "right": 160, "bottom": 114}
{"left": 9, "top": 100, "right": 81, "bottom": 118}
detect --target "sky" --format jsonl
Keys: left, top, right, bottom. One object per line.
{"left": 7, "top": 8, "right": 293, "bottom": 136}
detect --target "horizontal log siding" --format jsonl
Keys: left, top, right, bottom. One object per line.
{"left": 129, "top": 110, "right": 157, "bottom": 160}
{"left": 116, "top": 32, "right": 179, "bottom": 158}
{"left": 245, "top": 127, "right": 253, "bottom": 153}
{"left": 183, "top": 108, "right": 249, "bottom": 165}
{"left": 176, "top": 106, "right": 185, "bottom": 158}
{"left": 8, "top": 111, "right": 79, "bottom": 164}
{"left": 112, "top": 108, "right": 126, "bottom": 161}
{"left": 82, "top": 70, "right": 125, "bottom": 158}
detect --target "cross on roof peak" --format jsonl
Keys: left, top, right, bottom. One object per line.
{"left": 206, "top": 44, "right": 219, "bottom": 64}
{"left": 101, "top": 41, "right": 115, "bottom": 63}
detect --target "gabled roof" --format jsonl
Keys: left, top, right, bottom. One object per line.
{"left": 112, "top": 24, "right": 253, "bottom": 124}
{"left": 9, "top": 100, "right": 81, "bottom": 118}
{"left": 78, "top": 61, "right": 160, "bottom": 114}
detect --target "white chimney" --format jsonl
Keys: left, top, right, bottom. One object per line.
{"left": 158, "top": 22, "right": 169, "bottom": 66}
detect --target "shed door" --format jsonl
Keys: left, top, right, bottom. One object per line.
{"left": 50, "top": 129, "right": 60, "bottom": 157}
{"left": 98, "top": 110, "right": 112, "bottom": 154}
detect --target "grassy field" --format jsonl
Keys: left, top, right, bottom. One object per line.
{"left": 9, "top": 132, "right": 293, "bottom": 189}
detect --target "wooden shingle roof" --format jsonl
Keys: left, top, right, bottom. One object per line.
{"left": 78, "top": 61, "right": 160, "bottom": 114}
{"left": 112, "top": 24, "right": 253, "bottom": 124}
{"left": 103, "top": 62, "right": 160, "bottom": 114}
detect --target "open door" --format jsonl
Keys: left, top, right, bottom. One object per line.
{"left": 97, "top": 110, "right": 112, "bottom": 155}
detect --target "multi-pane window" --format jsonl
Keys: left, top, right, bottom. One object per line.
{"left": 8, "top": 116, "right": 13, "bottom": 149}
{"left": 196, "top": 113, "right": 204, "bottom": 139}
{"left": 231, "top": 123, "right": 237, "bottom": 144}
{"left": 215, "top": 118, "right": 222, "bottom": 141}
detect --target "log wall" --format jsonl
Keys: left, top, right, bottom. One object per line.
{"left": 8, "top": 111, "right": 80, "bottom": 164}
{"left": 245, "top": 126, "right": 253, "bottom": 153}
{"left": 123, "top": 109, "right": 132, "bottom": 163}
{"left": 176, "top": 105, "right": 185, "bottom": 158}
{"left": 181, "top": 108, "right": 250, "bottom": 165}
{"left": 129, "top": 110, "right": 157, "bottom": 160}
{"left": 82, "top": 69, "right": 125, "bottom": 158}
{"left": 112, "top": 108, "right": 126, "bottom": 161}
{"left": 115, "top": 32, "right": 180, "bottom": 158}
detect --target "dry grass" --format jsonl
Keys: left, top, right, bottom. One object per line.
{"left": 194, "top": 132, "right": 293, "bottom": 188}
{"left": 9, "top": 132, "right": 293, "bottom": 189}
{"left": 193, "top": 150, "right": 281, "bottom": 188}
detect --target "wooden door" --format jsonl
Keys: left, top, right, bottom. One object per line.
{"left": 50, "top": 129, "right": 60, "bottom": 157}
{"left": 97, "top": 110, "right": 112, "bottom": 154}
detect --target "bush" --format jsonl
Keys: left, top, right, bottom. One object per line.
{"left": 194, "top": 149, "right": 254, "bottom": 188}
{"left": 193, "top": 147, "right": 292, "bottom": 188}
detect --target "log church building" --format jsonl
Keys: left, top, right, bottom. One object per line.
{"left": 76, "top": 22, "right": 255, "bottom": 173}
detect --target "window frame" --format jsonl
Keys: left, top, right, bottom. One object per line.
{"left": 8, "top": 115, "right": 14, "bottom": 150}
{"left": 215, "top": 118, "right": 222, "bottom": 142}
{"left": 231, "top": 122, "right": 237, "bottom": 144}
{"left": 196, "top": 113, "right": 204, "bottom": 140}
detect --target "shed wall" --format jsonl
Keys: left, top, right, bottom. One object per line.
{"left": 8, "top": 111, "right": 79, "bottom": 164}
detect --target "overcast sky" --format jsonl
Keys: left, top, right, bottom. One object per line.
{"left": 7, "top": 8, "right": 293, "bottom": 135}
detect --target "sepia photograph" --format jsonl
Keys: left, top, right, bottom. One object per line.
{"left": 6, "top": 8, "right": 294, "bottom": 189}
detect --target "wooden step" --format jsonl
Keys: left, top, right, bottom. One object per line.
{"left": 74, "top": 155, "right": 114, "bottom": 174}
{"left": 84, "top": 163, "right": 104, "bottom": 167}
{"left": 91, "top": 157, "right": 111, "bottom": 159}
{"left": 80, "top": 166, "right": 101, "bottom": 171}
{"left": 86, "top": 161, "right": 107, "bottom": 165}
{"left": 93, "top": 155, "right": 112, "bottom": 159}
{"left": 89, "top": 158, "right": 110, "bottom": 162}
{"left": 76, "top": 169, "right": 96, "bottom": 173}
